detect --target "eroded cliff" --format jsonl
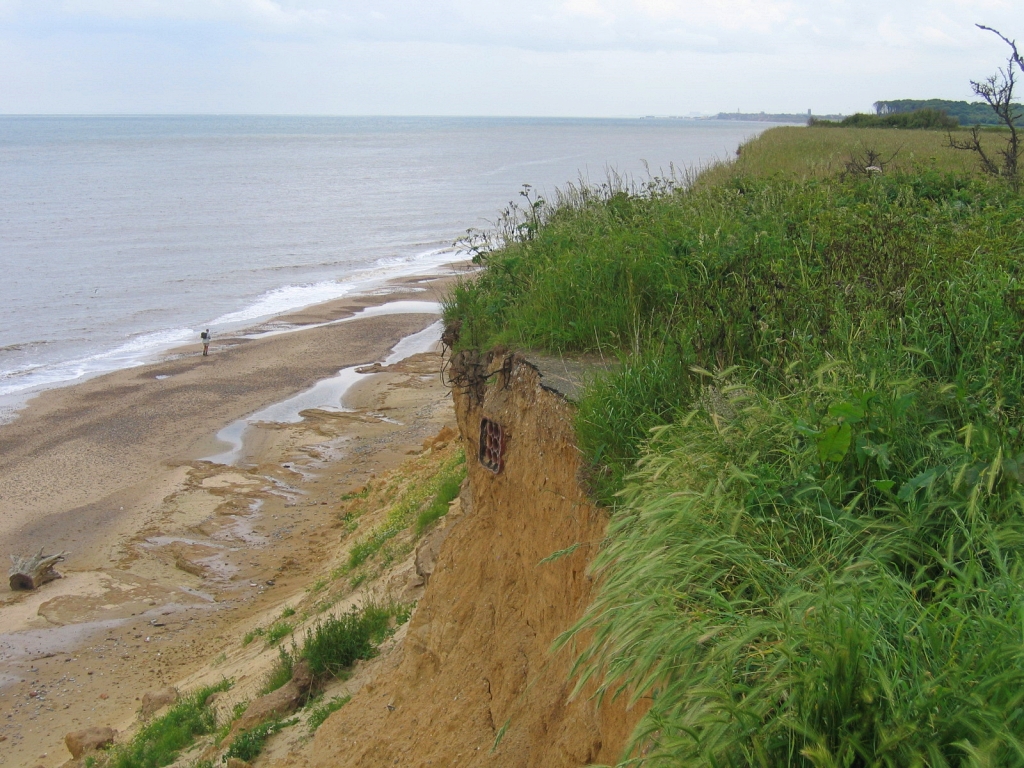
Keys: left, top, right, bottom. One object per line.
{"left": 309, "top": 349, "right": 638, "bottom": 766}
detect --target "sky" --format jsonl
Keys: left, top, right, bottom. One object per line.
{"left": 0, "top": 1, "right": 1021, "bottom": 116}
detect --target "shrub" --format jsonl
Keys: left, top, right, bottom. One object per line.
{"left": 811, "top": 108, "right": 960, "bottom": 130}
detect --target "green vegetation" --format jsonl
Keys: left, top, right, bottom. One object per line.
{"left": 302, "top": 603, "right": 394, "bottom": 678}
{"left": 874, "top": 98, "right": 1022, "bottom": 126}
{"left": 348, "top": 449, "right": 466, "bottom": 569}
{"left": 213, "top": 701, "right": 249, "bottom": 746}
{"left": 105, "top": 681, "right": 230, "bottom": 768}
{"left": 221, "top": 718, "right": 296, "bottom": 764}
{"left": 259, "top": 601, "right": 411, "bottom": 698}
{"left": 259, "top": 646, "right": 295, "bottom": 695}
{"left": 264, "top": 621, "right": 293, "bottom": 646}
{"left": 445, "top": 126, "right": 1024, "bottom": 764}
{"left": 306, "top": 695, "right": 351, "bottom": 733}
{"left": 811, "top": 108, "right": 959, "bottom": 130}
{"left": 698, "top": 126, "right": 999, "bottom": 185}
{"left": 415, "top": 467, "right": 465, "bottom": 534}
{"left": 241, "top": 627, "right": 264, "bottom": 646}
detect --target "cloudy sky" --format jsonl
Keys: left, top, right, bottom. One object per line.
{"left": 0, "top": 0, "right": 1020, "bottom": 115}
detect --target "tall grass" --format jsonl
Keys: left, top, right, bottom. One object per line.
{"left": 447, "top": 164, "right": 1024, "bottom": 501}
{"left": 444, "top": 126, "right": 1024, "bottom": 764}
{"left": 559, "top": 368, "right": 1024, "bottom": 764}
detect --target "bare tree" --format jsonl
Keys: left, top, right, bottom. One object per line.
{"left": 948, "top": 25, "right": 1023, "bottom": 191}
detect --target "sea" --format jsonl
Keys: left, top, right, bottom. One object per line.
{"left": 0, "top": 116, "right": 775, "bottom": 416}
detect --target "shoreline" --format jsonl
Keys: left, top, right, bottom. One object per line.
{"left": 0, "top": 267, "right": 465, "bottom": 767}
{"left": 0, "top": 268, "right": 464, "bottom": 557}
{"left": 0, "top": 256, "right": 466, "bottom": 425}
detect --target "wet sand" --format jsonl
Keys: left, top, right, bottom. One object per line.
{"left": 0, "top": 276, "right": 453, "bottom": 562}
{"left": 0, "top": 272, "right": 462, "bottom": 767}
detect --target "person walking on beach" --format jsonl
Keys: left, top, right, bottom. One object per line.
{"left": 200, "top": 329, "right": 211, "bottom": 356}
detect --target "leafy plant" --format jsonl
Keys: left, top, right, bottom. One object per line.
{"left": 241, "top": 627, "right": 263, "bottom": 646}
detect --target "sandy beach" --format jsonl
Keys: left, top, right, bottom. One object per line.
{"left": 0, "top": 271, "right": 463, "bottom": 767}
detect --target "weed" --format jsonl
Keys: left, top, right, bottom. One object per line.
{"left": 264, "top": 621, "right": 292, "bottom": 646}
{"left": 241, "top": 628, "right": 263, "bottom": 647}
{"left": 279, "top": 606, "right": 296, "bottom": 619}
{"left": 306, "top": 695, "right": 351, "bottom": 733}
{"left": 106, "top": 680, "right": 230, "bottom": 768}
{"left": 300, "top": 601, "right": 404, "bottom": 680}
{"left": 308, "top": 579, "right": 327, "bottom": 594}
{"left": 214, "top": 701, "right": 249, "bottom": 746}
{"left": 259, "top": 646, "right": 294, "bottom": 695}
{"left": 222, "top": 718, "right": 296, "bottom": 763}
{"left": 392, "top": 601, "right": 413, "bottom": 627}
{"left": 301, "top": 611, "right": 378, "bottom": 678}
{"left": 339, "top": 486, "right": 370, "bottom": 502}
{"left": 349, "top": 572, "right": 367, "bottom": 589}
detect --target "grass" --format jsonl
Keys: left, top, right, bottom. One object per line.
{"left": 415, "top": 467, "right": 465, "bottom": 535}
{"left": 306, "top": 695, "right": 351, "bottom": 733}
{"left": 697, "top": 125, "right": 1007, "bottom": 185}
{"left": 213, "top": 701, "right": 250, "bottom": 746}
{"left": 241, "top": 627, "right": 263, "bottom": 646}
{"left": 264, "top": 621, "right": 293, "bottom": 646}
{"left": 104, "top": 680, "right": 230, "bottom": 768}
{"left": 301, "top": 603, "right": 394, "bottom": 678}
{"left": 257, "top": 600, "right": 412, "bottom": 700}
{"left": 259, "top": 646, "right": 295, "bottom": 695}
{"left": 348, "top": 449, "right": 465, "bottom": 569}
{"left": 445, "top": 125, "right": 1024, "bottom": 764}
{"left": 221, "top": 718, "right": 296, "bottom": 763}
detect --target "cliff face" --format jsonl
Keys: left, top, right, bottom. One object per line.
{"left": 310, "top": 349, "right": 637, "bottom": 766}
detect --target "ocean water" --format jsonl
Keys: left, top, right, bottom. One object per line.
{"left": 0, "top": 115, "right": 775, "bottom": 407}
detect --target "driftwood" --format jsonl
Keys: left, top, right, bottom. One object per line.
{"left": 9, "top": 549, "right": 68, "bottom": 590}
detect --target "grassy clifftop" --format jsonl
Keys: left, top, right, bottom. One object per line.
{"left": 444, "top": 128, "right": 1024, "bottom": 765}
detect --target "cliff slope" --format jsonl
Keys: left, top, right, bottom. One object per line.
{"left": 307, "top": 350, "right": 637, "bottom": 767}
